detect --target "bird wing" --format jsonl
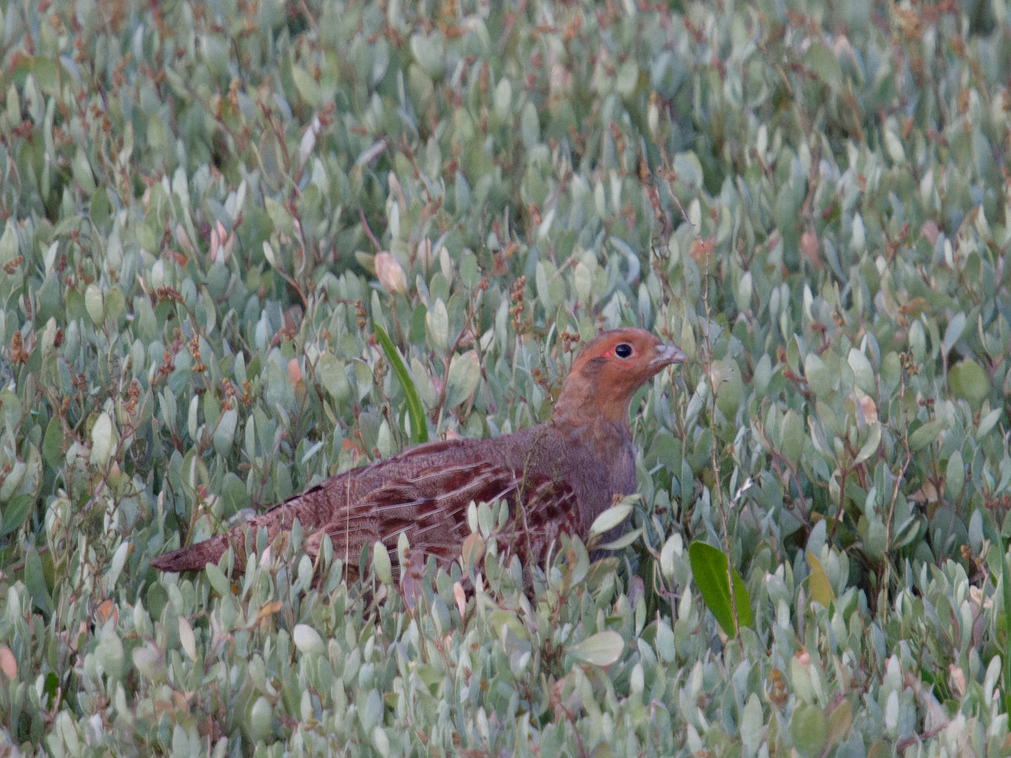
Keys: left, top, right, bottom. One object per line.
{"left": 151, "top": 437, "right": 585, "bottom": 575}
{"left": 318, "top": 453, "right": 582, "bottom": 571}
{"left": 320, "top": 458, "right": 518, "bottom": 565}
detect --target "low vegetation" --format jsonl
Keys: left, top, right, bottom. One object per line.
{"left": 1, "top": 0, "right": 1010, "bottom": 754}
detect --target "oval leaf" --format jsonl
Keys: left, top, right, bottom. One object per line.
{"left": 908, "top": 418, "right": 945, "bottom": 451}
{"left": 204, "top": 563, "right": 231, "bottom": 595}
{"left": 588, "top": 498, "right": 635, "bottom": 538}
{"left": 949, "top": 359, "right": 990, "bottom": 407}
{"left": 90, "top": 412, "right": 115, "bottom": 467}
{"left": 426, "top": 299, "right": 449, "bottom": 353}
{"left": 178, "top": 615, "right": 196, "bottom": 661}
{"left": 249, "top": 696, "right": 273, "bottom": 741}
{"left": 567, "top": 630, "right": 625, "bottom": 667}
{"left": 372, "top": 541, "right": 393, "bottom": 586}
{"left": 317, "top": 353, "right": 352, "bottom": 404}
{"left": 688, "top": 541, "right": 753, "bottom": 635}
{"left": 213, "top": 408, "right": 237, "bottom": 457}
{"left": 596, "top": 527, "right": 642, "bottom": 552}
{"left": 806, "top": 550, "right": 835, "bottom": 607}
{"left": 444, "top": 350, "right": 481, "bottom": 409}
{"left": 292, "top": 624, "right": 325, "bottom": 656}
{"left": 85, "top": 283, "right": 104, "bottom": 325}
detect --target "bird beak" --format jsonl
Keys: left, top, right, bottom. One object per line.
{"left": 651, "top": 343, "right": 688, "bottom": 370}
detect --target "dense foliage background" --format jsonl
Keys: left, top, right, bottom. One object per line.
{"left": 1, "top": 0, "right": 1010, "bottom": 754}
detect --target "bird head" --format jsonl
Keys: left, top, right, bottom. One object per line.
{"left": 552, "top": 328, "right": 688, "bottom": 427}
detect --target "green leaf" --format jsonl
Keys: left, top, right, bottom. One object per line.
{"left": 688, "top": 541, "right": 752, "bottom": 635}
{"left": 262, "top": 240, "right": 278, "bottom": 268}
{"left": 883, "top": 128, "right": 906, "bottom": 164}
{"left": 945, "top": 451, "right": 964, "bottom": 500}
{"left": 713, "top": 358, "right": 744, "bottom": 418}
{"left": 0, "top": 494, "right": 33, "bottom": 537}
{"left": 444, "top": 350, "right": 481, "bottom": 410}
{"left": 0, "top": 460, "right": 25, "bottom": 503}
{"left": 291, "top": 65, "right": 321, "bottom": 107}
{"left": 1005, "top": 552, "right": 1011, "bottom": 715}
{"left": 373, "top": 323, "right": 427, "bottom": 444}
{"left": 790, "top": 703, "right": 828, "bottom": 757}
{"left": 984, "top": 509, "right": 1011, "bottom": 715}
{"left": 249, "top": 696, "right": 273, "bottom": 741}
{"left": 4, "top": 85, "right": 19, "bottom": 131}
{"left": 949, "top": 358, "right": 990, "bottom": 407}
{"left": 72, "top": 149, "right": 97, "bottom": 195}
{"left": 804, "top": 353, "right": 832, "bottom": 398}
{"left": 90, "top": 412, "right": 116, "bottom": 466}
{"left": 85, "top": 284, "right": 104, "bottom": 325}
{"left": 372, "top": 726, "right": 390, "bottom": 758}
{"left": 105, "top": 286, "right": 125, "bottom": 322}
{"left": 588, "top": 497, "right": 636, "bottom": 538}
{"left": 741, "top": 693, "right": 763, "bottom": 758}
{"left": 317, "top": 352, "right": 352, "bottom": 405}
{"left": 204, "top": 563, "right": 231, "bottom": 596}
{"left": 654, "top": 620, "right": 676, "bottom": 663}
{"left": 853, "top": 421, "right": 882, "bottom": 465}
{"left": 806, "top": 550, "right": 835, "bottom": 607}
{"left": 826, "top": 700, "right": 853, "bottom": 749}
{"left": 567, "top": 630, "right": 625, "bottom": 667}
{"left": 103, "top": 541, "right": 131, "bottom": 593}
{"left": 803, "top": 42, "right": 842, "bottom": 89}
{"left": 372, "top": 541, "right": 392, "bottom": 586}
{"left": 292, "top": 624, "right": 325, "bottom": 656}
{"left": 847, "top": 349, "right": 875, "bottom": 395}
{"left": 781, "top": 409, "right": 804, "bottom": 467}
{"left": 426, "top": 299, "right": 449, "bottom": 353}
{"left": 977, "top": 407, "right": 1002, "bottom": 438}
{"left": 908, "top": 418, "right": 945, "bottom": 451}
{"left": 596, "top": 527, "right": 642, "bottom": 551}
{"left": 942, "top": 312, "right": 967, "bottom": 355}
{"left": 264, "top": 197, "right": 293, "bottom": 236}
{"left": 409, "top": 32, "right": 446, "bottom": 79}
{"left": 220, "top": 473, "right": 251, "bottom": 519}
{"left": 42, "top": 417, "right": 64, "bottom": 468}
{"left": 177, "top": 615, "right": 196, "bottom": 661}
{"left": 864, "top": 516, "right": 887, "bottom": 559}
{"left": 95, "top": 620, "right": 125, "bottom": 681}
{"left": 213, "top": 408, "right": 237, "bottom": 457}
{"left": 23, "top": 543, "right": 53, "bottom": 616}
{"left": 132, "top": 645, "right": 165, "bottom": 681}
{"left": 42, "top": 672, "right": 59, "bottom": 708}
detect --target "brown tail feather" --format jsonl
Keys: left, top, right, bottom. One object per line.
{"left": 150, "top": 482, "right": 335, "bottom": 573}
{"left": 149, "top": 534, "right": 233, "bottom": 572}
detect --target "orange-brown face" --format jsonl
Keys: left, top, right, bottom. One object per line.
{"left": 556, "top": 328, "right": 687, "bottom": 424}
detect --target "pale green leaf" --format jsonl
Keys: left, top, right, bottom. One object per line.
{"left": 567, "top": 630, "right": 625, "bottom": 667}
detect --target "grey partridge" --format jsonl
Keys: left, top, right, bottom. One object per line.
{"left": 150, "top": 328, "right": 687, "bottom": 575}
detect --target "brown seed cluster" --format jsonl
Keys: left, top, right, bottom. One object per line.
{"left": 509, "top": 276, "right": 526, "bottom": 334}
{"left": 122, "top": 378, "right": 141, "bottom": 417}
{"left": 8, "top": 331, "right": 29, "bottom": 364}
{"left": 355, "top": 300, "right": 367, "bottom": 331}
{"left": 189, "top": 335, "right": 207, "bottom": 374}
{"left": 558, "top": 329, "right": 581, "bottom": 354}
{"left": 899, "top": 351, "right": 920, "bottom": 376}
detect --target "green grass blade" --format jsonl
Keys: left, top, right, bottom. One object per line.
{"left": 373, "top": 322, "right": 428, "bottom": 444}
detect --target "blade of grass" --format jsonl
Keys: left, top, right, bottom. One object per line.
{"left": 373, "top": 322, "right": 428, "bottom": 444}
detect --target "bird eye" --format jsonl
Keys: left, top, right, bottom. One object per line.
{"left": 614, "top": 343, "right": 633, "bottom": 359}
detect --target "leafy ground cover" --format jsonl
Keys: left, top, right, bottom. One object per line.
{"left": 1, "top": 0, "right": 1011, "bottom": 754}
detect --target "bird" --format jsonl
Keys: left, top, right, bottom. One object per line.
{"left": 150, "top": 328, "right": 687, "bottom": 576}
